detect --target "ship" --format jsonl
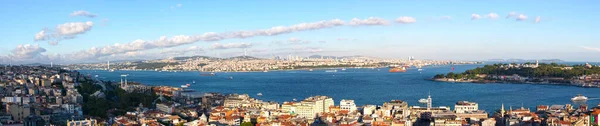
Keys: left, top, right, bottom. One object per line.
{"left": 418, "top": 99, "right": 428, "bottom": 104}
{"left": 571, "top": 94, "right": 588, "bottom": 101}
{"left": 200, "top": 72, "right": 216, "bottom": 76}
{"left": 181, "top": 83, "right": 191, "bottom": 88}
{"left": 308, "top": 69, "right": 313, "bottom": 72}
{"left": 325, "top": 70, "right": 338, "bottom": 73}
{"left": 257, "top": 93, "right": 263, "bottom": 96}
{"left": 389, "top": 67, "right": 407, "bottom": 73}
{"left": 341, "top": 68, "right": 347, "bottom": 71}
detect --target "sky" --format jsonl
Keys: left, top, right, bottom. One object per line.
{"left": 1, "top": 0, "right": 599, "bottom": 64}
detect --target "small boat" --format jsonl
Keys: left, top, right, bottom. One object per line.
{"left": 571, "top": 94, "right": 588, "bottom": 101}
{"left": 418, "top": 68, "right": 423, "bottom": 71}
{"left": 109, "top": 69, "right": 115, "bottom": 72}
{"left": 341, "top": 68, "right": 346, "bottom": 71}
{"left": 181, "top": 84, "right": 190, "bottom": 88}
{"left": 94, "top": 75, "right": 99, "bottom": 78}
{"left": 263, "top": 70, "right": 268, "bottom": 72}
{"left": 325, "top": 70, "right": 338, "bottom": 73}
{"left": 192, "top": 80, "right": 196, "bottom": 84}
{"left": 228, "top": 76, "right": 233, "bottom": 80}
{"left": 308, "top": 69, "right": 313, "bottom": 72}
{"left": 257, "top": 93, "right": 263, "bottom": 96}
{"left": 418, "top": 99, "right": 428, "bottom": 104}
{"left": 293, "top": 98, "right": 297, "bottom": 101}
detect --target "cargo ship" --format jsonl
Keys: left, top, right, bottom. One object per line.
{"left": 389, "top": 67, "right": 407, "bottom": 73}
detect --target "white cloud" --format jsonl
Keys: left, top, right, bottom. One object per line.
{"left": 471, "top": 14, "right": 481, "bottom": 20}
{"left": 177, "top": 4, "right": 182, "bottom": 7}
{"left": 535, "top": 16, "right": 541, "bottom": 23}
{"left": 70, "top": 10, "right": 97, "bottom": 18}
{"left": 319, "top": 41, "right": 327, "bottom": 43}
{"left": 56, "top": 21, "right": 94, "bottom": 36}
{"left": 486, "top": 13, "right": 499, "bottom": 19}
{"left": 582, "top": 46, "right": 600, "bottom": 52}
{"left": 10, "top": 44, "right": 47, "bottom": 59}
{"left": 506, "top": 12, "right": 517, "bottom": 18}
{"left": 516, "top": 14, "right": 527, "bottom": 21}
{"left": 211, "top": 43, "right": 253, "bottom": 50}
{"left": 34, "top": 30, "right": 48, "bottom": 41}
{"left": 349, "top": 17, "right": 389, "bottom": 26}
{"left": 34, "top": 21, "right": 94, "bottom": 45}
{"left": 395, "top": 16, "right": 416, "bottom": 24}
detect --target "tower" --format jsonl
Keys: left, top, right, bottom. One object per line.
{"left": 120, "top": 74, "right": 128, "bottom": 90}
{"left": 427, "top": 91, "right": 432, "bottom": 110}
{"left": 501, "top": 103, "right": 505, "bottom": 117}
{"left": 107, "top": 61, "right": 110, "bottom": 70}
{"left": 50, "top": 62, "right": 53, "bottom": 67}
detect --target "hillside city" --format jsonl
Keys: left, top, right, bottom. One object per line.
{"left": 62, "top": 55, "right": 481, "bottom": 72}
{"left": 1, "top": 65, "right": 599, "bottom": 126}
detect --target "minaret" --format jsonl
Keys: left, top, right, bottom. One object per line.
{"left": 107, "top": 61, "right": 110, "bottom": 70}
{"left": 501, "top": 103, "right": 505, "bottom": 117}
{"left": 50, "top": 62, "right": 53, "bottom": 67}
{"left": 427, "top": 91, "right": 432, "bottom": 110}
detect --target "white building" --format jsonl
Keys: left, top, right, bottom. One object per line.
{"left": 340, "top": 99, "right": 357, "bottom": 112}
{"left": 156, "top": 102, "right": 176, "bottom": 114}
{"left": 454, "top": 101, "right": 479, "bottom": 114}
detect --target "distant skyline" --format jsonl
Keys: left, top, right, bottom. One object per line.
{"left": 1, "top": 0, "right": 599, "bottom": 64}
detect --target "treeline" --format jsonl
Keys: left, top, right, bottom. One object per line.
{"left": 434, "top": 63, "right": 600, "bottom": 79}
{"left": 77, "top": 79, "right": 158, "bottom": 118}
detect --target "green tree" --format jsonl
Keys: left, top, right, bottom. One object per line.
{"left": 241, "top": 122, "right": 254, "bottom": 126}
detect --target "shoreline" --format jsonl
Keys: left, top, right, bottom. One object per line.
{"left": 430, "top": 78, "right": 600, "bottom": 88}
{"left": 76, "top": 66, "right": 387, "bottom": 73}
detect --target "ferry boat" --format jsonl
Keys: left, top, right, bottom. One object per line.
{"left": 571, "top": 94, "right": 588, "bottom": 101}
{"left": 418, "top": 99, "right": 428, "bottom": 104}
{"left": 181, "top": 83, "right": 190, "bottom": 88}
{"left": 325, "top": 70, "right": 338, "bottom": 73}
{"left": 389, "top": 67, "right": 407, "bottom": 73}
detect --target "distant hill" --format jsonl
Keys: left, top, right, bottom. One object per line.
{"left": 172, "top": 56, "right": 218, "bottom": 60}
{"left": 226, "top": 56, "right": 262, "bottom": 60}
{"left": 487, "top": 59, "right": 564, "bottom": 62}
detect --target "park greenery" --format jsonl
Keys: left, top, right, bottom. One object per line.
{"left": 77, "top": 78, "right": 158, "bottom": 118}
{"left": 434, "top": 63, "right": 600, "bottom": 80}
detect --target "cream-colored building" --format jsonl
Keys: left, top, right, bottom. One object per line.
{"left": 303, "top": 96, "right": 334, "bottom": 114}
{"left": 454, "top": 101, "right": 478, "bottom": 114}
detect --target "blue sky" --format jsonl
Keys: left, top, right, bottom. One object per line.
{"left": 1, "top": 0, "right": 599, "bottom": 63}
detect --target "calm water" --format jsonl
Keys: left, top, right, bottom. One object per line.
{"left": 79, "top": 64, "right": 600, "bottom": 113}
